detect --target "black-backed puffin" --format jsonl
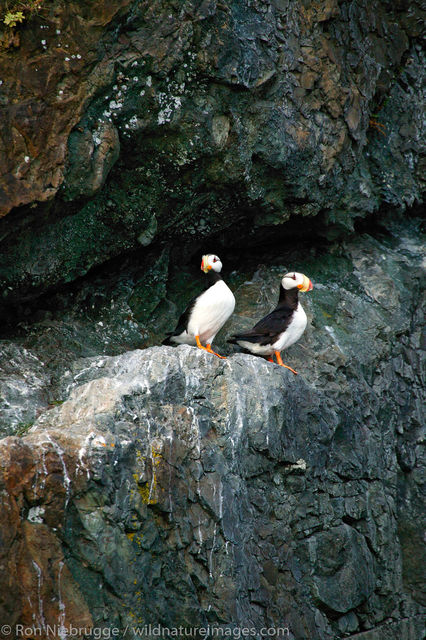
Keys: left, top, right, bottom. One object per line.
{"left": 227, "top": 271, "right": 313, "bottom": 374}
{"left": 163, "top": 254, "right": 235, "bottom": 358}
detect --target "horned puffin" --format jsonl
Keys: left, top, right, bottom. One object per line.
{"left": 227, "top": 271, "right": 313, "bottom": 374}
{"left": 163, "top": 254, "right": 235, "bottom": 358}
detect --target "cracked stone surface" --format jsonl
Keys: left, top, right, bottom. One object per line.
{"left": 0, "top": 217, "right": 424, "bottom": 638}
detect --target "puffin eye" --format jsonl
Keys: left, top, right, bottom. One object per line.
{"left": 292, "top": 274, "right": 296, "bottom": 280}
{"left": 213, "top": 257, "right": 217, "bottom": 262}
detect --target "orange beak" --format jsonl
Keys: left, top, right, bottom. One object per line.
{"left": 201, "top": 255, "right": 211, "bottom": 273}
{"left": 297, "top": 275, "right": 313, "bottom": 292}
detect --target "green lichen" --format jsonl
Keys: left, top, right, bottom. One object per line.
{"left": 3, "top": 11, "right": 24, "bottom": 27}
{"left": 2, "top": 0, "right": 44, "bottom": 28}
{"left": 131, "top": 445, "right": 162, "bottom": 505}
{"left": 15, "top": 421, "right": 34, "bottom": 436}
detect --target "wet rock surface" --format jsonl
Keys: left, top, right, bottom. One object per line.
{"left": 0, "top": 0, "right": 424, "bottom": 303}
{"left": 0, "top": 217, "right": 424, "bottom": 638}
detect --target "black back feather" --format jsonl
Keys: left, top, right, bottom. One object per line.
{"left": 228, "top": 285, "right": 298, "bottom": 347}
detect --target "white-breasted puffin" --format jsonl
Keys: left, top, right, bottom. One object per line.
{"left": 163, "top": 254, "right": 235, "bottom": 358}
{"left": 227, "top": 271, "right": 313, "bottom": 374}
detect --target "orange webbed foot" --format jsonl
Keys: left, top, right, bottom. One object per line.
{"left": 206, "top": 344, "right": 226, "bottom": 359}
{"left": 275, "top": 351, "right": 298, "bottom": 375}
{"left": 195, "top": 336, "right": 226, "bottom": 359}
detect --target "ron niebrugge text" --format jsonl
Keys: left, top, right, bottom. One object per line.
{"left": 7, "top": 624, "right": 291, "bottom": 638}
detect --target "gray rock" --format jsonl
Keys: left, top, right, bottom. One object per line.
{"left": 304, "top": 525, "right": 374, "bottom": 613}
{"left": 0, "top": 342, "right": 49, "bottom": 436}
{"left": 0, "top": 217, "right": 424, "bottom": 637}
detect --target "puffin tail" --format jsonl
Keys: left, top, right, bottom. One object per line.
{"left": 162, "top": 335, "right": 174, "bottom": 346}
{"left": 226, "top": 335, "right": 239, "bottom": 345}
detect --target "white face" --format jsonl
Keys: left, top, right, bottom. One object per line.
{"left": 201, "top": 254, "right": 223, "bottom": 273}
{"left": 281, "top": 272, "right": 313, "bottom": 292}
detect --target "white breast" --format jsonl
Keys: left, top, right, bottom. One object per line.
{"left": 175, "top": 280, "right": 235, "bottom": 345}
{"left": 273, "top": 302, "right": 307, "bottom": 351}
{"left": 190, "top": 281, "right": 235, "bottom": 343}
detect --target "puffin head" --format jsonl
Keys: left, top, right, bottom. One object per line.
{"left": 282, "top": 272, "right": 313, "bottom": 292}
{"left": 201, "top": 254, "right": 222, "bottom": 273}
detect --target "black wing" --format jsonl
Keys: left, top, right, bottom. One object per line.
{"left": 228, "top": 306, "right": 294, "bottom": 346}
{"left": 162, "top": 295, "right": 198, "bottom": 344}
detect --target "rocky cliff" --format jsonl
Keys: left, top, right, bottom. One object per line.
{"left": 0, "top": 0, "right": 424, "bottom": 307}
{"left": 0, "top": 217, "right": 424, "bottom": 639}
{"left": 0, "top": 0, "right": 424, "bottom": 637}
